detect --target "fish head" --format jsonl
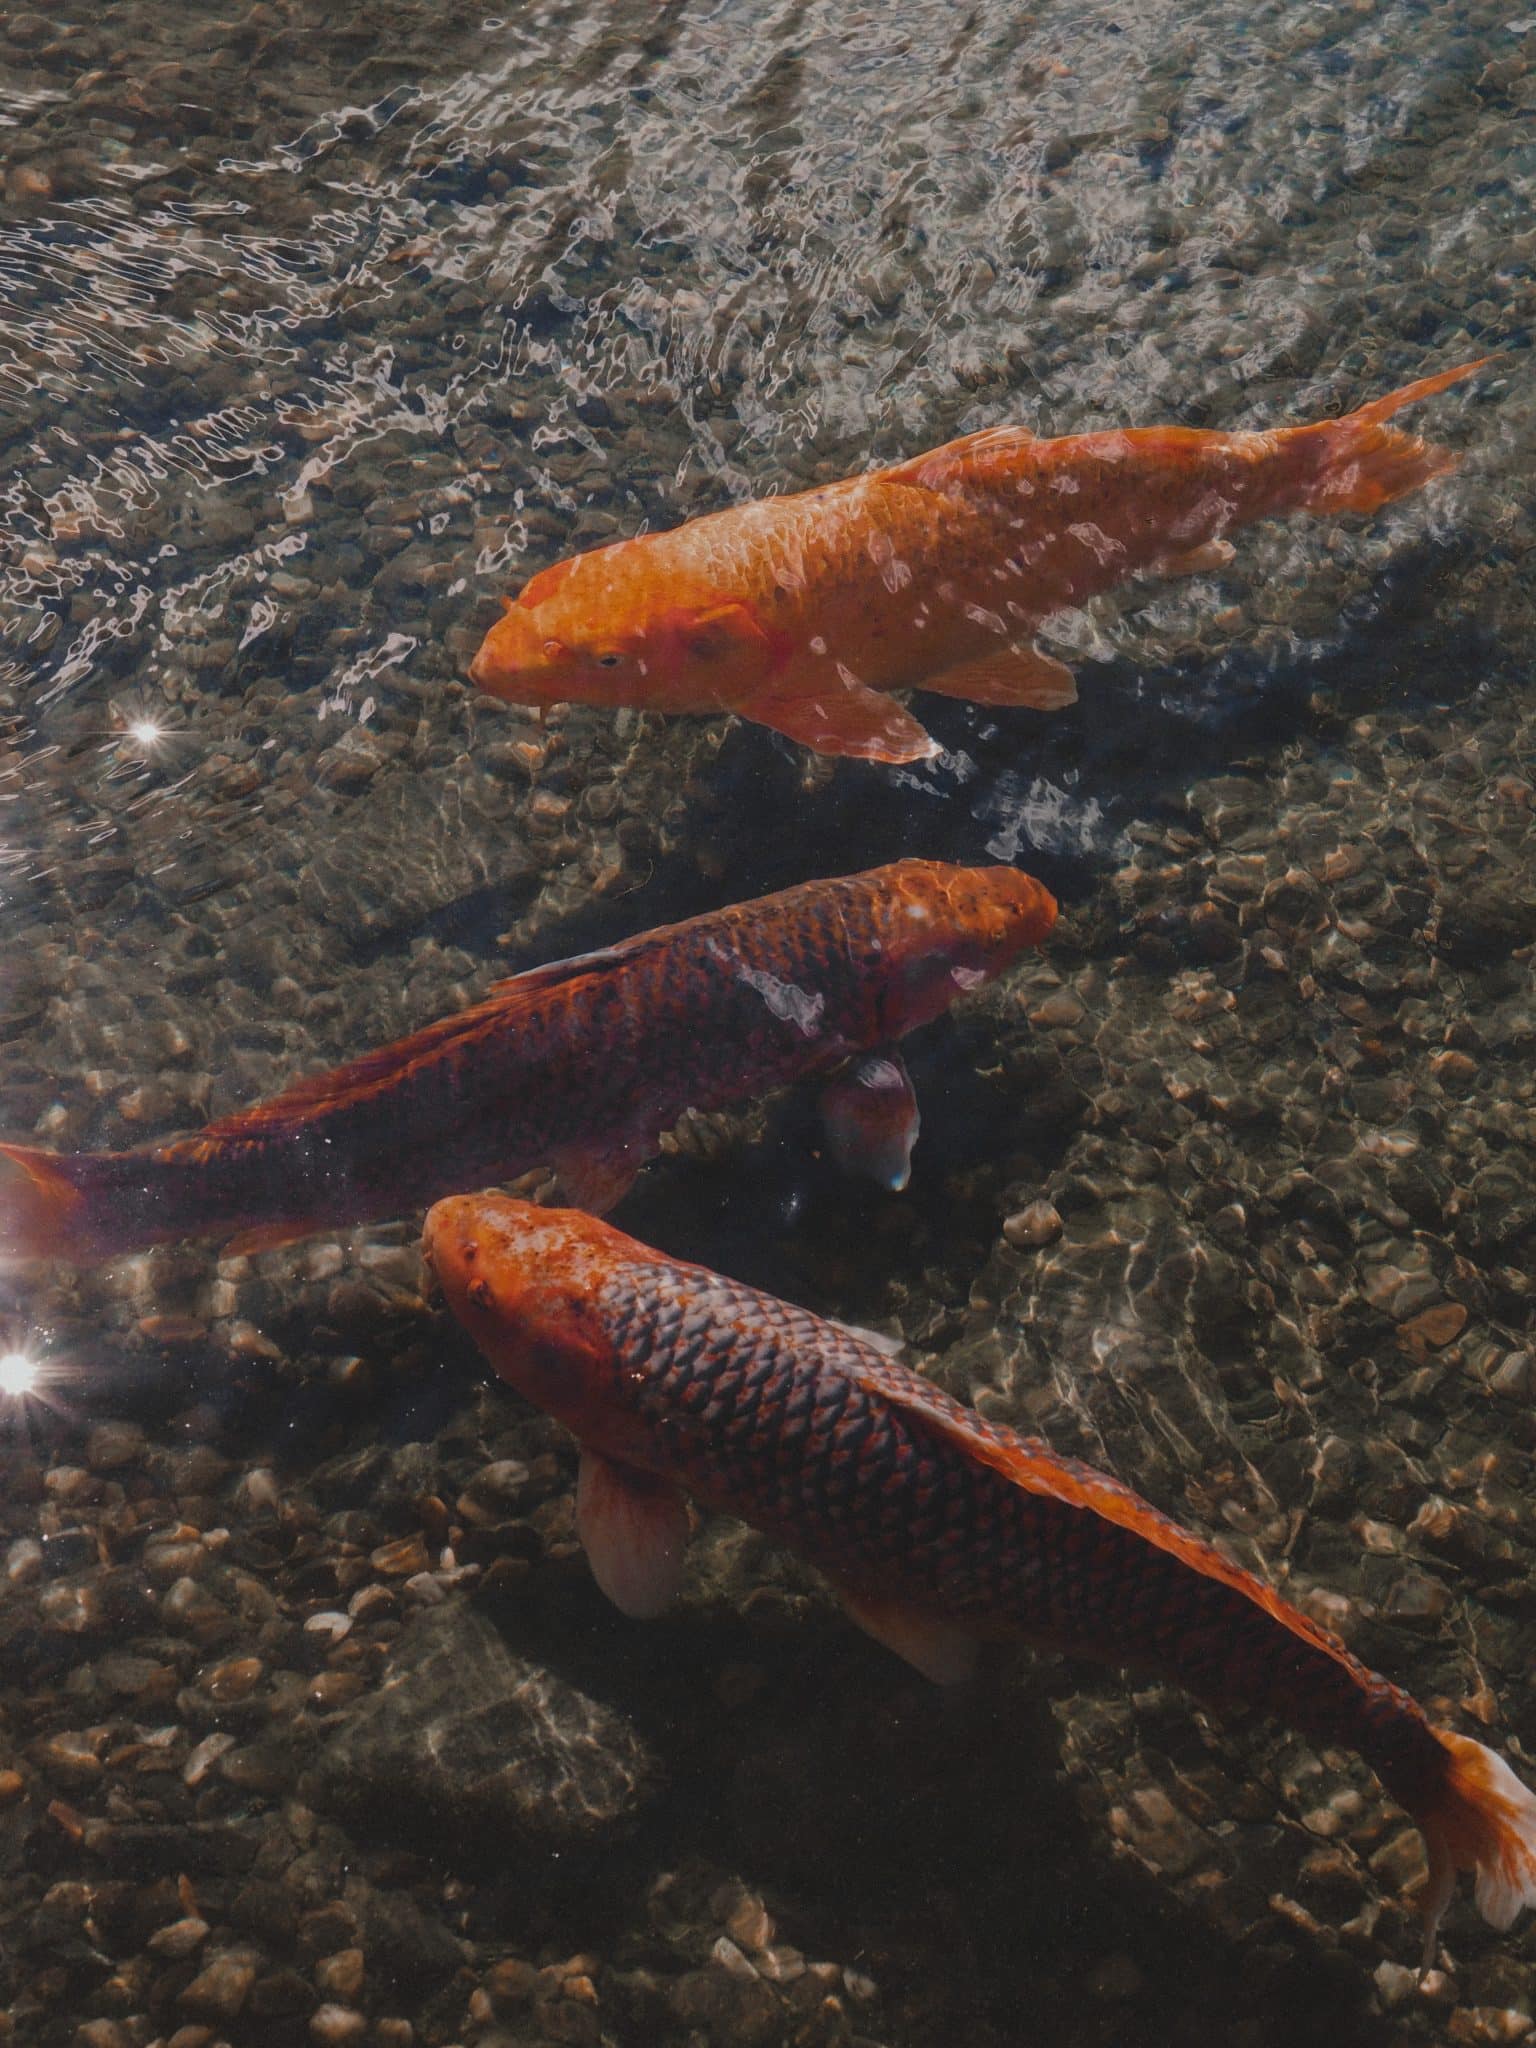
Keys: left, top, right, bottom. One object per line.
{"left": 470, "top": 540, "right": 781, "bottom": 715}
{"left": 468, "top": 586, "right": 652, "bottom": 713}
{"left": 875, "top": 860, "right": 1058, "bottom": 1034}
{"left": 424, "top": 1194, "right": 627, "bottom": 1436}
{"left": 467, "top": 541, "right": 661, "bottom": 710}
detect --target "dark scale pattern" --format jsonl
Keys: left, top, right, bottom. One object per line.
{"left": 600, "top": 1255, "right": 1450, "bottom": 1819}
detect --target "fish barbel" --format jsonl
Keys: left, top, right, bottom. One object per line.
{"left": 0, "top": 860, "right": 1054, "bottom": 1263}
{"left": 425, "top": 1192, "right": 1536, "bottom": 1962}
{"left": 469, "top": 358, "right": 1491, "bottom": 762}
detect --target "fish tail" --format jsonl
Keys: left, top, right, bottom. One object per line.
{"left": 1288, "top": 357, "right": 1493, "bottom": 515}
{"left": 1415, "top": 1728, "right": 1536, "bottom": 1963}
{"left": 0, "top": 1141, "right": 192, "bottom": 1263}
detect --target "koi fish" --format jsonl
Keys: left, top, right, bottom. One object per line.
{"left": 469, "top": 359, "right": 1490, "bottom": 763}
{"left": 0, "top": 860, "right": 1055, "bottom": 1264}
{"left": 424, "top": 1192, "right": 1536, "bottom": 1963}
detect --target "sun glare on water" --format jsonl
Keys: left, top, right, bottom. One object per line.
{"left": 0, "top": 1351, "right": 40, "bottom": 1399}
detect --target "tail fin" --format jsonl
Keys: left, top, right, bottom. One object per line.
{"left": 1297, "top": 356, "right": 1493, "bottom": 516}
{"left": 0, "top": 1142, "right": 112, "bottom": 1261}
{"left": 1417, "top": 1728, "right": 1536, "bottom": 1964}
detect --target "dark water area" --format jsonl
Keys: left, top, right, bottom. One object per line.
{"left": 1, "top": 2, "right": 1535, "bottom": 2044}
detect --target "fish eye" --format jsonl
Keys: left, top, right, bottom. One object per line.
{"left": 594, "top": 653, "right": 623, "bottom": 669}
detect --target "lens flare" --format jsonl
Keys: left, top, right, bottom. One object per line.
{"left": 127, "top": 719, "right": 163, "bottom": 748}
{"left": 0, "top": 1351, "right": 39, "bottom": 1398}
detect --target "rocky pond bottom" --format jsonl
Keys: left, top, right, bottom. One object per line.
{"left": 1, "top": 0, "right": 1534, "bottom": 2041}
{"left": 1, "top": 653, "right": 1534, "bottom": 2048}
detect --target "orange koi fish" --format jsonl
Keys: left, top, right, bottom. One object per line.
{"left": 0, "top": 861, "right": 1054, "bottom": 1264}
{"left": 425, "top": 1192, "right": 1536, "bottom": 1963}
{"left": 469, "top": 359, "right": 1489, "bottom": 763}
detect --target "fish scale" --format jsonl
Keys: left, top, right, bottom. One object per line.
{"left": 601, "top": 1251, "right": 1447, "bottom": 1814}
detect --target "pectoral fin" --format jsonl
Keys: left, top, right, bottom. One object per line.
{"left": 744, "top": 679, "right": 940, "bottom": 764}
{"left": 549, "top": 1139, "right": 645, "bottom": 1216}
{"left": 576, "top": 1450, "right": 691, "bottom": 1619}
{"left": 819, "top": 1048, "right": 919, "bottom": 1191}
{"left": 835, "top": 1584, "right": 979, "bottom": 1684}
{"left": 672, "top": 600, "right": 773, "bottom": 665}
{"left": 921, "top": 643, "right": 1077, "bottom": 711}
{"left": 1148, "top": 539, "right": 1236, "bottom": 578}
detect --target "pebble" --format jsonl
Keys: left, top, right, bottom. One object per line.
{"left": 83, "top": 1421, "right": 147, "bottom": 1471}
{"left": 308, "top": 1671, "right": 366, "bottom": 1710}
{"left": 1002, "top": 1200, "right": 1064, "bottom": 1247}
{"left": 161, "top": 1577, "right": 230, "bottom": 1641}
{"left": 1398, "top": 1300, "right": 1469, "bottom": 1350}
{"left": 149, "top": 1917, "right": 212, "bottom": 1958}
{"left": 314, "top": 1948, "right": 365, "bottom": 2001}
{"left": 725, "top": 1893, "right": 775, "bottom": 1953}
{"left": 369, "top": 1534, "right": 430, "bottom": 1577}
{"left": 201, "top": 1655, "right": 265, "bottom": 1702}
{"left": 76, "top": 2025, "right": 131, "bottom": 2048}
{"left": 484, "top": 1959, "right": 538, "bottom": 2010}
{"left": 33, "top": 1731, "right": 104, "bottom": 1787}
{"left": 184, "top": 1733, "right": 237, "bottom": 1787}
{"left": 1373, "top": 1960, "right": 1418, "bottom": 2008}
{"left": 1448, "top": 2016, "right": 1536, "bottom": 2046}
{"left": 309, "top": 2003, "right": 368, "bottom": 2045}
{"left": 178, "top": 1953, "right": 257, "bottom": 2021}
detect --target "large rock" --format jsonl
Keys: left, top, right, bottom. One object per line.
{"left": 309, "top": 1602, "right": 657, "bottom": 1853}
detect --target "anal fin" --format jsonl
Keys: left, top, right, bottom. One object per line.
{"left": 920, "top": 643, "right": 1077, "bottom": 711}
{"left": 836, "top": 1584, "right": 979, "bottom": 1684}
{"left": 576, "top": 1450, "right": 691, "bottom": 1619}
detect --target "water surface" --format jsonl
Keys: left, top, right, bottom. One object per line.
{"left": 0, "top": 3, "right": 1533, "bottom": 2043}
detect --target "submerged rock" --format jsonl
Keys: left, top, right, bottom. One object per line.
{"left": 309, "top": 1602, "right": 657, "bottom": 1853}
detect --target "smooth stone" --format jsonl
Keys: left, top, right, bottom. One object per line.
{"left": 309, "top": 1604, "right": 657, "bottom": 1853}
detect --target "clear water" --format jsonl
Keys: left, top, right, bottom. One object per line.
{"left": 0, "top": 3, "right": 1532, "bottom": 2043}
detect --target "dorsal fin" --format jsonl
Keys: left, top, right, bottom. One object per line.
{"left": 884, "top": 424, "right": 1038, "bottom": 495}
{"left": 852, "top": 1354, "right": 1354, "bottom": 1666}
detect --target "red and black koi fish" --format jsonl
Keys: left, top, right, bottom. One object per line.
{"left": 0, "top": 860, "right": 1055, "bottom": 1263}
{"left": 424, "top": 1193, "right": 1536, "bottom": 1963}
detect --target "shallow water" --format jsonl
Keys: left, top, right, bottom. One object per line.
{"left": 0, "top": 2, "right": 1534, "bottom": 2043}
